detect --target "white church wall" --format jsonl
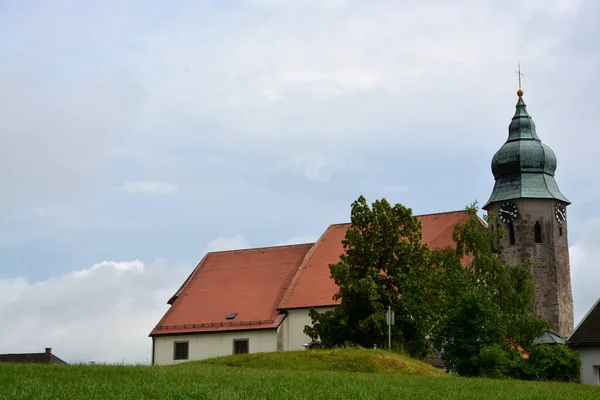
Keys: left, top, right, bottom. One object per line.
{"left": 576, "top": 347, "right": 600, "bottom": 385}
{"left": 283, "top": 307, "right": 335, "bottom": 351}
{"left": 153, "top": 306, "right": 338, "bottom": 364}
{"left": 153, "top": 329, "right": 278, "bottom": 365}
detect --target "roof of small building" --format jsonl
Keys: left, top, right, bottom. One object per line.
{"left": 0, "top": 350, "right": 67, "bottom": 364}
{"left": 533, "top": 330, "right": 566, "bottom": 345}
{"left": 151, "top": 210, "right": 474, "bottom": 335}
{"left": 568, "top": 297, "right": 600, "bottom": 347}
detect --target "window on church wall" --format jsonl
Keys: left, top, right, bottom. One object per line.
{"left": 534, "top": 221, "right": 542, "bottom": 243}
{"left": 173, "top": 341, "right": 189, "bottom": 360}
{"left": 559, "top": 227, "right": 563, "bottom": 237}
{"left": 233, "top": 339, "right": 249, "bottom": 355}
{"left": 508, "top": 223, "right": 515, "bottom": 245}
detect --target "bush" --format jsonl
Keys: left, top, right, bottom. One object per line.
{"left": 476, "top": 345, "right": 511, "bottom": 379}
{"left": 524, "top": 345, "right": 582, "bottom": 383}
{"left": 507, "top": 354, "right": 535, "bottom": 381}
{"left": 438, "top": 292, "right": 506, "bottom": 377}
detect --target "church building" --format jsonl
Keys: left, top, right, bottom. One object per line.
{"left": 149, "top": 89, "right": 575, "bottom": 365}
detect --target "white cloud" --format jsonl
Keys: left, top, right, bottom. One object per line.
{"left": 0, "top": 231, "right": 30, "bottom": 246}
{"left": 282, "top": 153, "right": 347, "bottom": 183}
{"left": 73, "top": 260, "right": 144, "bottom": 277}
{"left": 33, "top": 206, "right": 80, "bottom": 227}
{"left": 522, "top": 0, "right": 579, "bottom": 14}
{"left": 205, "top": 235, "right": 251, "bottom": 252}
{"left": 241, "top": 0, "right": 348, "bottom": 9}
{"left": 0, "top": 65, "right": 145, "bottom": 207}
{"left": 131, "top": 1, "right": 532, "bottom": 144}
{"left": 119, "top": 181, "right": 177, "bottom": 194}
{"left": 0, "top": 259, "right": 191, "bottom": 364}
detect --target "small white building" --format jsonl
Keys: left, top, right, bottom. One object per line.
{"left": 150, "top": 211, "right": 472, "bottom": 365}
{"left": 568, "top": 298, "right": 600, "bottom": 385}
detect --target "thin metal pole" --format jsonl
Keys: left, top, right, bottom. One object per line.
{"left": 388, "top": 305, "right": 392, "bottom": 350}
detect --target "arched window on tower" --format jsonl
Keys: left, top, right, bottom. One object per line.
{"left": 508, "top": 223, "right": 516, "bottom": 245}
{"left": 534, "top": 221, "right": 542, "bottom": 243}
{"left": 495, "top": 221, "right": 500, "bottom": 244}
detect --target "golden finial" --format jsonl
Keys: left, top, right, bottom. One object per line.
{"left": 516, "top": 61, "right": 524, "bottom": 97}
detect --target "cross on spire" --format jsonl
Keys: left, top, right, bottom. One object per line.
{"left": 516, "top": 62, "right": 524, "bottom": 97}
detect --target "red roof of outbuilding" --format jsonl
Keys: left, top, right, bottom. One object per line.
{"left": 278, "top": 210, "right": 473, "bottom": 309}
{"left": 151, "top": 210, "right": 474, "bottom": 335}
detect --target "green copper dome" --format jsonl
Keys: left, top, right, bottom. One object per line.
{"left": 484, "top": 95, "right": 570, "bottom": 208}
{"left": 491, "top": 137, "right": 557, "bottom": 178}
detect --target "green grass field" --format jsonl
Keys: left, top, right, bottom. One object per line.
{"left": 0, "top": 349, "right": 598, "bottom": 399}
{"left": 196, "top": 348, "right": 445, "bottom": 376}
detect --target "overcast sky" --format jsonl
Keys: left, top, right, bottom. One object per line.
{"left": 1, "top": 0, "right": 599, "bottom": 364}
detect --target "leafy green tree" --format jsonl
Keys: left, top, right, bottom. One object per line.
{"left": 433, "top": 204, "right": 551, "bottom": 376}
{"left": 304, "top": 195, "right": 443, "bottom": 357}
{"left": 436, "top": 291, "right": 507, "bottom": 376}
{"left": 304, "top": 198, "right": 549, "bottom": 372}
{"left": 477, "top": 344, "right": 513, "bottom": 379}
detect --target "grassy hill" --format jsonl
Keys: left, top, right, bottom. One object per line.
{"left": 1, "top": 349, "right": 598, "bottom": 399}
{"left": 195, "top": 348, "right": 445, "bottom": 376}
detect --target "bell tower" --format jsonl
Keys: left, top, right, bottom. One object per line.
{"left": 483, "top": 86, "right": 574, "bottom": 337}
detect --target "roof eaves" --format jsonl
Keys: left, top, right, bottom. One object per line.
{"left": 168, "top": 253, "right": 210, "bottom": 305}
{"left": 150, "top": 325, "right": 279, "bottom": 336}
{"left": 150, "top": 255, "right": 213, "bottom": 336}
{"left": 151, "top": 315, "right": 285, "bottom": 336}
{"left": 281, "top": 304, "right": 339, "bottom": 311}
{"left": 50, "top": 354, "right": 68, "bottom": 364}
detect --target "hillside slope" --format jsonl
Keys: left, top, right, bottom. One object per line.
{"left": 1, "top": 350, "right": 598, "bottom": 399}
{"left": 193, "top": 348, "right": 445, "bottom": 376}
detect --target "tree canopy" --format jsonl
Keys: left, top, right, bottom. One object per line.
{"left": 304, "top": 195, "right": 445, "bottom": 357}
{"left": 433, "top": 203, "right": 551, "bottom": 376}
{"left": 304, "top": 196, "right": 553, "bottom": 371}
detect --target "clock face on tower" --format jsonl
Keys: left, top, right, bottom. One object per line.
{"left": 555, "top": 202, "right": 566, "bottom": 224}
{"left": 498, "top": 201, "right": 519, "bottom": 223}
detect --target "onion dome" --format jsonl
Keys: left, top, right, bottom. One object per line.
{"left": 484, "top": 91, "right": 569, "bottom": 208}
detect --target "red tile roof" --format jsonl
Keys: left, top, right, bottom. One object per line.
{"left": 278, "top": 210, "right": 473, "bottom": 310}
{"left": 151, "top": 210, "right": 474, "bottom": 335}
{"left": 150, "top": 244, "right": 313, "bottom": 335}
